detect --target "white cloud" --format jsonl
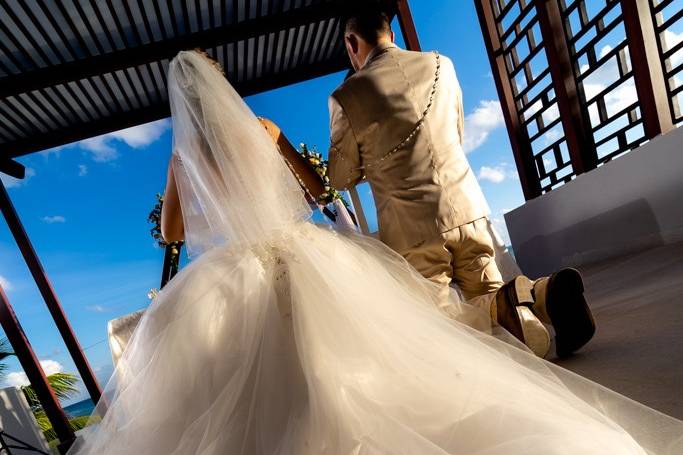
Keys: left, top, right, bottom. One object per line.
{"left": 1, "top": 167, "right": 35, "bottom": 189}
{"left": 572, "top": 38, "right": 681, "bottom": 135}
{"left": 580, "top": 45, "right": 639, "bottom": 127}
{"left": 478, "top": 166, "right": 506, "bottom": 183}
{"left": 5, "top": 360, "right": 64, "bottom": 387}
{"left": 463, "top": 100, "right": 505, "bottom": 153}
{"left": 77, "top": 119, "right": 170, "bottom": 162}
{"left": 85, "top": 304, "right": 110, "bottom": 313}
{"left": 664, "top": 30, "right": 683, "bottom": 66}
{"left": 477, "top": 162, "right": 519, "bottom": 184}
{"left": 42, "top": 215, "right": 66, "bottom": 224}
{"left": 39, "top": 147, "right": 62, "bottom": 159}
{"left": 79, "top": 137, "right": 118, "bottom": 162}
{"left": 78, "top": 164, "right": 88, "bottom": 177}
{"left": 0, "top": 275, "right": 13, "bottom": 292}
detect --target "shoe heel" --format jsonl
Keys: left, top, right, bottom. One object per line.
{"left": 517, "top": 306, "right": 551, "bottom": 358}
{"left": 512, "top": 276, "right": 534, "bottom": 305}
{"left": 549, "top": 268, "right": 596, "bottom": 358}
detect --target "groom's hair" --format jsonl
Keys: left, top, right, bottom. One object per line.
{"left": 341, "top": 1, "right": 394, "bottom": 46}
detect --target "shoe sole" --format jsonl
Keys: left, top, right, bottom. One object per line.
{"left": 546, "top": 268, "right": 596, "bottom": 358}
{"left": 517, "top": 306, "right": 551, "bottom": 358}
{"left": 507, "top": 277, "right": 551, "bottom": 358}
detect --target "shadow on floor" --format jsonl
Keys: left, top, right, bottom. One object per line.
{"left": 550, "top": 241, "right": 683, "bottom": 419}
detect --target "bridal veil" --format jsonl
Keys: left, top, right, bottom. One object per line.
{"left": 68, "top": 51, "right": 682, "bottom": 455}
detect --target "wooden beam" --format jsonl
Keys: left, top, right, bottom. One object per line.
{"left": 0, "top": 1, "right": 346, "bottom": 100}
{"left": 0, "top": 181, "right": 103, "bottom": 411}
{"left": 0, "top": 158, "right": 25, "bottom": 179}
{"left": 396, "top": 0, "right": 421, "bottom": 51}
{"left": 536, "top": 0, "right": 597, "bottom": 175}
{"left": 621, "top": 0, "right": 675, "bottom": 138}
{"left": 0, "top": 285, "right": 75, "bottom": 453}
{"left": 474, "top": 0, "right": 542, "bottom": 200}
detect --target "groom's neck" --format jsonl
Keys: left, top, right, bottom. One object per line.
{"left": 360, "top": 36, "right": 394, "bottom": 69}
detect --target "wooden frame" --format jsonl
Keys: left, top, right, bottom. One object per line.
{"left": 475, "top": 0, "right": 680, "bottom": 200}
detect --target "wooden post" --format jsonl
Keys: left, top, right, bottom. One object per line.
{"left": 536, "top": 0, "right": 597, "bottom": 175}
{"left": 0, "top": 181, "right": 102, "bottom": 407}
{"left": 0, "top": 286, "right": 75, "bottom": 453}
{"left": 349, "top": 187, "right": 371, "bottom": 235}
{"left": 474, "top": 0, "right": 542, "bottom": 200}
{"left": 621, "top": 0, "right": 675, "bottom": 138}
{"left": 160, "top": 242, "right": 183, "bottom": 289}
{"left": 0, "top": 158, "right": 25, "bottom": 180}
{"left": 396, "top": 0, "right": 421, "bottom": 51}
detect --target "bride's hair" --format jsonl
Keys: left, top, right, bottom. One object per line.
{"left": 192, "top": 48, "right": 226, "bottom": 76}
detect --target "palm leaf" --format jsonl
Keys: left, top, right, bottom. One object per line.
{"left": 0, "top": 337, "right": 14, "bottom": 378}
{"left": 33, "top": 410, "right": 58, "bottom": 442}
{"left": 68, "top": 415, "right": 90, "bottom": 432}
{"left": 22, "top": 372, "right": 80, "bottom": 410}
{"left": 32, "top": 410, "right": 92, "bottom": 442}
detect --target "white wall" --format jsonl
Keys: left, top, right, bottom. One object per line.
{"left": 505, "top": 127, "right": 683, "bottom": 278}
{"left": 0, "top": 386, "right": 50, "bottom": 453}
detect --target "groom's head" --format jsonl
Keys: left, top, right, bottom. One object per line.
{"left": 342, "top": 1, "right": 396, "bottom": 72}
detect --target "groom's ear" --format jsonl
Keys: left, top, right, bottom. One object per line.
{"left": 346, "top": 33, "right": 360, "bottom": 55}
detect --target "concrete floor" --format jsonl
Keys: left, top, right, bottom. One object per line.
{"left": 551, "top": 241, "right": 683, "bottom": 419}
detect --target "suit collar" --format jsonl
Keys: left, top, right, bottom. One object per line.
{"left": 363, "top": 42, "right": 398, "bottom": 69}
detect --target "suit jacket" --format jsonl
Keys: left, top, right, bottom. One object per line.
{"left": 328, "top": 42, "right": 489, "bottom": 253}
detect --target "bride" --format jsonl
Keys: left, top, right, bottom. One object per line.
{"left": 68, "top": 50, "right": 682, "bottom": 455}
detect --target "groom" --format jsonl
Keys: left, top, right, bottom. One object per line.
{"left": 328, "top": 2, "right": 595, "bottom": 358}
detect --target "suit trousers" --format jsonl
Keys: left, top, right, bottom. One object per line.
{"left": 400, "top": 217, "right": 504, "bottom": 316}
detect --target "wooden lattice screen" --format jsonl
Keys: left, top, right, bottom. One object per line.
{"left": 476, "top": 0, "right": 681, "bottom": 200}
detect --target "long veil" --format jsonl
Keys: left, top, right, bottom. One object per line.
{"left": 69, "top": 51, "right": 683, "bottom": 455}
{"left": 168, "top": 51, "right": 312, "bottom": 257}
{"left": 158, "top": 52, "right": 683, "bottom": 454}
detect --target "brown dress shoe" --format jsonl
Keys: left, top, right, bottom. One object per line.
{"left": 494, "top": 276, "right": 551, "bottom": 358}
{"left": 533, "top": 268, "right": 596, "bottom": 358}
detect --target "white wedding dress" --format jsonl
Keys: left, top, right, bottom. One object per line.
{"left": 68, "top": 51, "right": 683, "bottom": 455}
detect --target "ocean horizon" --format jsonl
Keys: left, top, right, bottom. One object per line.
{"left": 64, "top": 399, "right": 95, "bottom": 418}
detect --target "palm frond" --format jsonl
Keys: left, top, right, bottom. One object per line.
{"left": 0, "top": 338, "right": 14, "bottom": 379}
{"left": 68, "top": 415, "right": 90, "bottom": 432}
{"left": 22, "top": 372, "right": 81, "bottom": 410}
{"left": 0, "top": 337, "right": 14, "bottom": 357}
{"left": 33, "top": 410, "right": 58, "bottom": 442}
{"left": 32, "top": 410, "right": 92, "bottom": 442}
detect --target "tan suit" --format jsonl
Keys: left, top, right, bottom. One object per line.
{"left": 328, "top": 43, "right": 503, "bottom": 304}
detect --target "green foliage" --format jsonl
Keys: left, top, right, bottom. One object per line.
{"left": 22, "top": 372, "right": 80, "bottom": 410}
{"left": 298, "top": 143, "right": 350, "bottom": 209}
{"left": 0, "top": 338, "right": 89, "bottom": 442}
{"left": 148, "top": 193, "right": 167, "bottom": 248}
{"left": 24, "top": 373, "right": 83, "bottom": 442}
{"left": 148, "top": 193, "right": 183, "bottom": 266}
{"left": 33, "top": 410, "right": 92, "bottom": 443}
{"left": 67, "top": 415, "right": 91, "bottom": 432}
{"left": 0, "top": 338, "right": 14, "bottom": 378}
{"left": 33, "top": 410, "right": 57, "bottom": 442}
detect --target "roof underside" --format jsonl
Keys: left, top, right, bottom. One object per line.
{"left": 0, "top": 0, "right": 355, "bottom": 163}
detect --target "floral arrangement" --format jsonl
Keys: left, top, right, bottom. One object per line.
{"left": 148, "top": 193, "right": 170, "bottom": 248}
{"left": 298, "top": 143, "right": 350, "bottom": 209}
{"left": 148, "top": 193, "right": 183, "bottom": 291}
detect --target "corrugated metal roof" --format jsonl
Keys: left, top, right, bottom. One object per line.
{"left": 0, "top": 0, "right": 353, "bottom": 163}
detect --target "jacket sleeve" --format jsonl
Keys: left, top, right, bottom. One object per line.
{"left": 328, "top": 94, "right": 363, "bottom": 190}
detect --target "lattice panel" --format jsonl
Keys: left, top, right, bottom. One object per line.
{"left": 652, "top": 0, "right": 683, "bottom": 124}
{"left": 492, "top": 0, "right": 575, "bottom": 193}
{"left": 561, "top": 0, "right": 648, "bottom": 164}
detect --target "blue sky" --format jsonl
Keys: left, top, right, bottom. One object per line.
{"left": 0, "top": 1, "right": 527, "bottom": 403}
